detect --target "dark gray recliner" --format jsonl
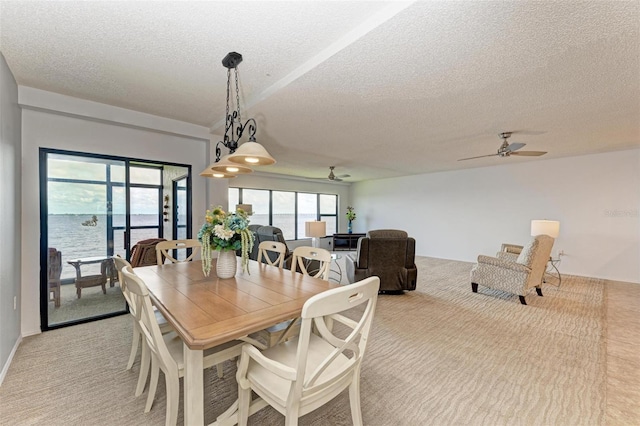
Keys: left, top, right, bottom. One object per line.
{"left": 345, "top": 229, "right": 417, "bottom": 293}
{"left": 241, "top": 225, "right": 294, "bottom": 268}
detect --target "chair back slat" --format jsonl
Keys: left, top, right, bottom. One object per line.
{"left": 291, "top": 246, "right": 332, "bottom": 280}
{"left": 155, "top": 239, "right": 201, "bottom": 265}
{"left": 295, "top": 276, "right": 379, "bottom": 396}
{"left": 257, "top": 241, "right": 287, "bottom": 268}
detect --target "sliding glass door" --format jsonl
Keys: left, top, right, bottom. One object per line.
{"left": 40, "top": 149, "right": 191, "bottom": 331}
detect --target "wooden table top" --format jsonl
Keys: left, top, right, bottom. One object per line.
{"left": 134, "top": 258, "right": 339, "bottom": 350}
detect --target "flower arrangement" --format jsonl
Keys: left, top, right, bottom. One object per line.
{"left": 346, "top": 206, "right": 357, "bottom": 222}
{"left": 197, "top": 206, "right": 254, "bottom": 276}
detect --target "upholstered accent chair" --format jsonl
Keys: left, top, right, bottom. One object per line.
{"left": 345, "top": 229, "right": 417, "bottom": 293}
{"left": 470, "top": 234, "right": 555, "bottom": 305}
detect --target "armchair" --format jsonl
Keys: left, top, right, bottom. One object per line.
{"left": 470, "top": 235, "right": 555, "bottom": 304}
{"left": 130, "top": 238, "right": 167, "bottom": 267}
{"left": 346, "top": 229, "right": 417, "bottom": 293}
{"left": 48, "top": 248, "right": 62, "bottom": 307}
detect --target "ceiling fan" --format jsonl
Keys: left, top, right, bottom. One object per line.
{"left": 458, "top": 132, "right": 547, "bottom": 161}
{"left": 310, "top": 166, "right": 350, "bottom": 182}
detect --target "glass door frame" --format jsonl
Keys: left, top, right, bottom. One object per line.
{"left": 39, "top": 148, "right": 192, "bottom": 331}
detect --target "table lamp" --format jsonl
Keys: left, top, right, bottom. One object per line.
{"left": 531, "top": 220, "right": 560, "bottom": 238}
{"left": 236, "top": 204, "right": 253, "bottom": 215}
{"left": 305, "top": 221, "right": 326, "bottom": 248}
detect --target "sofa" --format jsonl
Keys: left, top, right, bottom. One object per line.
{"left": 345, "top": 229, "right": 417, "bottom": 293}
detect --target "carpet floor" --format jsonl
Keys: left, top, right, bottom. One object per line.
{"left": 1, "top": 257, "right": 611, "bottom": 425}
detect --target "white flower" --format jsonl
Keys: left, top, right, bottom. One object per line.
{"left": 214, "top": 224, "right": 235, "bottom": 240}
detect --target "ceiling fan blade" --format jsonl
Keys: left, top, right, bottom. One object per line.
{"left": 332, "top": 177, "right": 343, "bottom": 182}
{"left": 510, "top": 151, "right": 547, "bottom": 156}
{"left": 507, "top": 142, "right": 526, "bottom": 152}
{"left": 337, "top": 174, "right": 351, "bottom": 178}
{"left": 458, "top": 153, "right": 499, "bottom": 161}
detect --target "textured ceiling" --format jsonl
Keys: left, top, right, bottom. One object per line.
{"left": 1, "top": 1, "right": 639, "bottom": 182}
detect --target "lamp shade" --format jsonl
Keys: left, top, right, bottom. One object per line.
{"left": 531, "top": 220, "right": 560, "bottom": 238}
{"left": 305, "top": 221, "right": 326, "bottom": 238}
{"left": 199, "top": 166, "right": 236, "bottom": 179}
{"left": 209, "top": 155, "right": 253, "bottom": 174}
{"left": 236, "top": 204, "right": 253, "bottom": 215}
{"left": 227, "top": 141, "right": 276, "bottom": 166}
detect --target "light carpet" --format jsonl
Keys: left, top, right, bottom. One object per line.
{"left": 0, "top": 257, "right": 606, "bottom": 425}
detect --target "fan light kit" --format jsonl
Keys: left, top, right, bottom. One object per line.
{"left": 458, "top": 132, "right": 547, "bottom": 161}
{"left": 201, "top": 52, "right": 276, "bottom": 179}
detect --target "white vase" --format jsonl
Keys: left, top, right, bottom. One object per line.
{"left": 216, "top": 250, "right": 237, "bottom": 279}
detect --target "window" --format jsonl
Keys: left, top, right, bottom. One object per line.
{"left": 231, "top": 188, "right": 338, "bottom": 241}
{"left": 297, "top": 193, "right": 318, "bottom": 239}
{"left": 272, "top": 191, "right": 296, "bottom": 240}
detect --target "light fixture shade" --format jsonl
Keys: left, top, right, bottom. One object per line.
{"left": 199, "top": 165, "right": 236, "bottom": 179}
{"left": 305, "top": 221, "right": 326, "bottom": 238}
{"left": 209, "top": 155, "right": 253, "bottom": 174}
{"left": 236, "top": 204, "right": 253, "bottom": 215}
{"left": 227, "top": 141, "right": 276, "bottom": 166}
{"left": 531, "top": 220, "right": 560, "bottom": 238}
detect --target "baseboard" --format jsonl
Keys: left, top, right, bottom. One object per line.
{"left": 0, "top": 334, "right": 23, "bottom": 387}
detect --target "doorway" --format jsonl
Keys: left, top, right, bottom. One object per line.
{"left": 40, "top": 149, "right": 191, "bottom": 330}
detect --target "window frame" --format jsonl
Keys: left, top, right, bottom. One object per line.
{"left": 231, "top": 187, "right": 338, "bottom": 241}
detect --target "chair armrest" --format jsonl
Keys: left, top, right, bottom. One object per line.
{"left": 237, "top": 343, "right": 296, "bottom": 382}
{"left": 501, "top": 243, "right": 523, "bottom": 255}
{"left": 496, "top": 251, "right": 519, "bottom": 262}
{"left": 477, "top": 255, "right": 530, "bottom": 273}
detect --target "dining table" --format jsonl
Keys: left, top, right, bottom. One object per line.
{"left": 134, "top": 257, "right": 339, "bottom": 426}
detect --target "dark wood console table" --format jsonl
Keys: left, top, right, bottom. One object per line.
{"left": 332, "top": 233, "right": 365, "bottom": 251}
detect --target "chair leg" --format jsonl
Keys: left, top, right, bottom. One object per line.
{"left": 284, "top": 410, "right": 299, "bottom": 426}
{"left": 536, "top": 287, "right": 543, "bottom": 297}
{"left": 135, "top": 343, "right": 150, "bottom": 397}
{"left": 471, "top": 283, "right": 478, "bottom": 293}
{"left": 519, "top": 296, "right": 527, "bottom": 305}
{"left": 165, "top": 372, "right": 179, "bottom": 426}
{"left": 237, "top": 385, "right": 251, "bottom": 426}
{"left": 349, "top": 373, "right": 364, "bottom": 426}
{"left": 216, "top": 363, "right": 223, "bottom": 379}
{"left": 145, "top": 356, "right": 159, "bottom": 413}
{"left": 127, "top": 325, "right": 140, "bottom": 370}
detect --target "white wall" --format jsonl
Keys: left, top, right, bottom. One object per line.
{"left": 20, "top": 91, "right": 211, "bottom": 336}
{"left": 0, "top": 53, "right": 22, "bottom": 383}
{"left": 352, "top": 149, "right": 640, "bottom": 283}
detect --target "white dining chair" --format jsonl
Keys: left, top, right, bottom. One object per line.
{"left": 291, "top": 246, "right": 332, "bottom": 280}
{"left": 113, "top": 256, "right": 174, "bottom": 397}
{"left": 257, "top": 240, "right": 287, "bottom": 268}
{"left": 255, "top": 246, "right": 332, "bottom": 348}
{"left": 155, "top": 239, "right": 201, "bottom": 265}
{"left": 121, "top": 266, "right": 245, "bottom": 426}
{"left": 236, "top": 276, "right": 380, "bottom": 426}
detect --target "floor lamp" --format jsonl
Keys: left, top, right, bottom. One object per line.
{"left": 305, "top": 221, "right": 326, "bottom": 248}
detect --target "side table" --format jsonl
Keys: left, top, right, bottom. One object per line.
{"left": 67, "top": 256, "right": 117, "bottom": 298}
{"left": 543, "top": 258, "right": 562, "bottom": 287}
{"left": 332, "top": 233, "right": 365, "bottom": 251}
